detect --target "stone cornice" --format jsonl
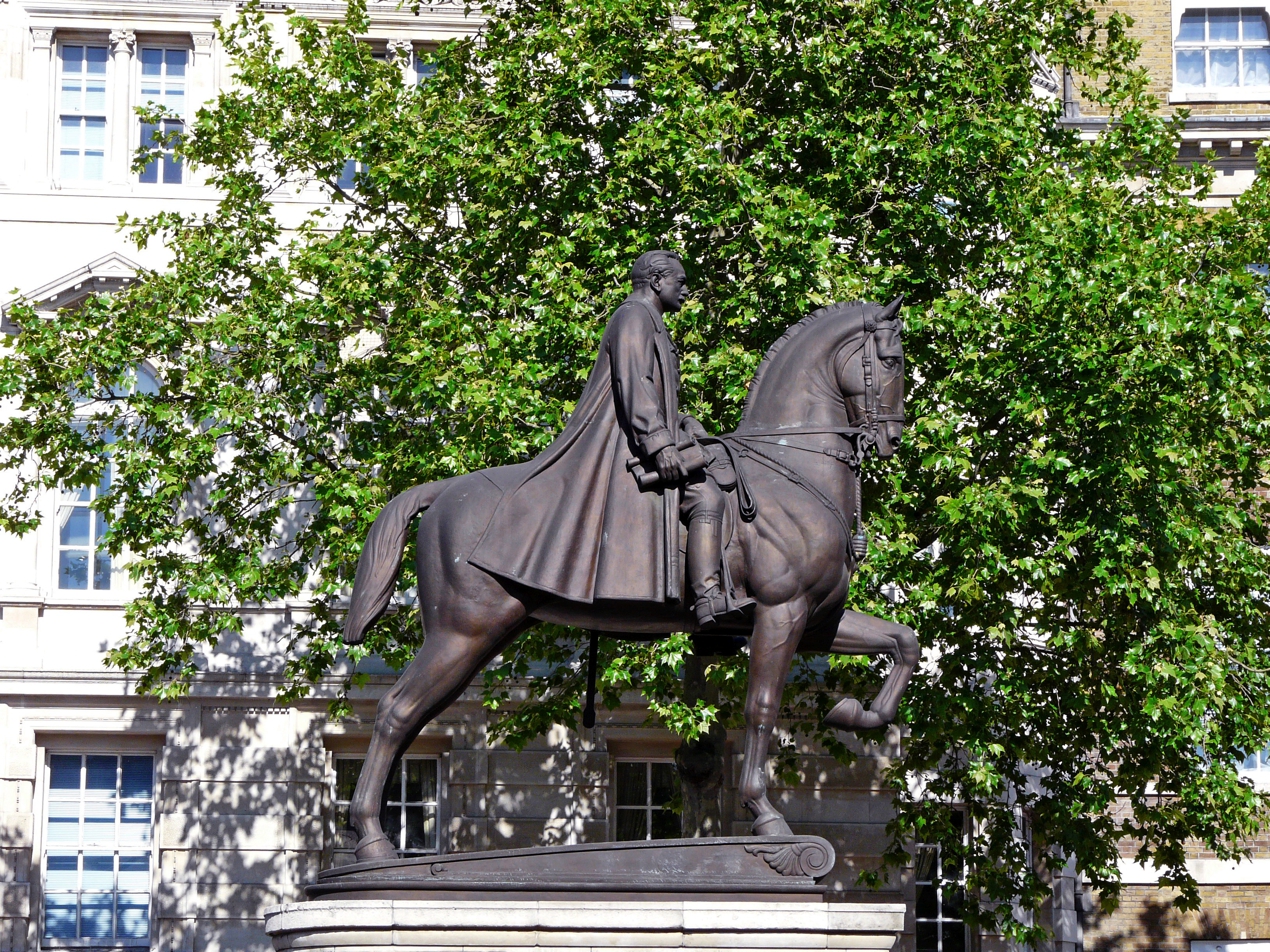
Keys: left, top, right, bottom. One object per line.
{"left": 22, "top": 0, "right": 232, "bottom": 29}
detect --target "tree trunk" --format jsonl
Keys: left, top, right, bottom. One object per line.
{"left": 675, "top": 652, "right": 727, "bottom": 837}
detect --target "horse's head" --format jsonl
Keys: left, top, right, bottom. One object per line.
{"left": 838, "top": 296, "right": 905, "bottom": 459}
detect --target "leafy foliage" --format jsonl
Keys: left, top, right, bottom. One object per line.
{"left": 3, "top": 0, "right": 1270, "bottom": 941}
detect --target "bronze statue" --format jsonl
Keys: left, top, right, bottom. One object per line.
{"left": 341, "top": 255, "right": 918, "bottom": 862}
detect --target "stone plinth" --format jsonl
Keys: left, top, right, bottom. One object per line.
{"left": 263, "top": 898, "right": 906, "bottom": 951}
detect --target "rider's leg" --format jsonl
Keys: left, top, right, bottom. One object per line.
{"left": 682, "top": 476, "right": 727, "bottom": 626}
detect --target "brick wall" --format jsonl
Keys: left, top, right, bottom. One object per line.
{"left": 1085, "top": 884, "right": 1270, "bottom": 950}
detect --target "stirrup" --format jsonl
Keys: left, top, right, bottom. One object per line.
{"left": 694, "top": 589, "right": 729, "bottom": 628}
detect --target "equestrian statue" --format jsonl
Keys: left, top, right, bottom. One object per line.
{"left": 341, "top": 251, "right": 919, "bottom": 862}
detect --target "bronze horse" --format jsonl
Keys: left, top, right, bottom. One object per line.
{"left": 342, "top": 297, "right": 918, "bottom": 861}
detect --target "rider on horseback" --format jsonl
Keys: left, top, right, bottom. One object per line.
{"left": 468, "top": 250, "right": 743, "bottom": 627}
{"left": 623, "top": 251, "right": 738, "bottom": 628}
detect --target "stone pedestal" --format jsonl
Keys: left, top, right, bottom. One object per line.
{"left": 263, "top": 898, "right": 906, "bottom": 951}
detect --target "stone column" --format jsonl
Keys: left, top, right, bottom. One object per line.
{"left": 386, "top": 39, "right": 415, "bottom": 86}
{"left": 26, "top": 28, "right": 56, "bottom": 182}
{"left": 108, "top": 29, "right": 136, "bottom": 184}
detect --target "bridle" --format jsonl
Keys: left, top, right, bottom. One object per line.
{"left": 703, "top": 316, "right": 904, "bottom": 563}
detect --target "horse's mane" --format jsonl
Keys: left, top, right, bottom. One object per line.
{"left": 742, "top": 300, "right": 865, "bottom": 416}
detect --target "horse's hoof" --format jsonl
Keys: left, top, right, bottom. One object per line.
{"left": 824, "top": 697, "right": 885, "bottom": 731}
{"left": 752, "top": 813, "right": 793, "bottom": 836}
{"left": 354, "top": 833, "right": 398, "bottom": 862}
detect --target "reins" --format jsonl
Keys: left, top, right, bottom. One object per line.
{"left": 703, "top": 316, "right": 903, "bottom": 563}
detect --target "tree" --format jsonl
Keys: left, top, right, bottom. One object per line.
{"left": 4, "top": 0, "right": 1270, "bottom": 942}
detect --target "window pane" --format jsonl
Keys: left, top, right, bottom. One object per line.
{"left": 405, "top": 759, "right": 436, "bottom": 802}
{"left": 139, "top": 157, "right": 158, "bottom": 185}
{"left": 47, "top": 800, "right": 80, "bottom": 844}
{"left": 117, "top": 894, "right": 149, "bottom": 939}
{"left": 914, "top": 846, "right": 937, "bottom": 882}
{"left": 82, "top": 853, "right": 114, "bottom": 890}
{"left": 83, "top": 150, "right": 105, "bottom": 181}
{"left": 140, "top": 48, "right": 162, "bottom": 73}
{"left": 337, "top": 159, "right": 358, "bottom": 190}
{"left": 386, "top": 760, "right": 403, "bottom": 801}
{"left": 1245, "top": 47, "right": 1270, "bottom": 84}
{"left": 117, "top": 854, "right": 149, "bottom": 891}
{"left": 44, "top": 893, "right": 78, "bottom": 939}
{"left": 120, "top": 802, "right": 151, "bottom": 844}
{"left": 81, "top": 893, "right": 113, "bottom": 939}
{"left": 916, "top": 882, "right": 938, "bottom": 918}
{"left": 650, "top": 808, "right": 680, "bottom": 840}
{"left": 86, "top": 756, "right": 117, "bottom": 792}
{"left": 94, "top": 550, "right": 113, "bottom": 590}
{"left": 166, "top": 49, "right": 188, "bottom": 74}
{"left": 943, "top": 922, "right": 968, "bottom": 952}
{"left": 63, "top": 46, "right": 83, "bottom": 70}
{"left": 85, "top": 46, "right": 107, "bottom": 73}
{"left": 380, "top": 799, "right": 402, "bottom": 849}
{"left": 336, "top": 759, "right": 362, "bottom": 802}
{"left": 60, "top": 507, "right": 90, "bottom": 546}
{"left": 1179, "top": 10, "right": 1207, "bottom": 41}
{"left": 615, "top": 809, "right": 647, "bottom": 841}
{"left": 1244, "top": 9, "right": 1270, "bottom": 40}
{"left": 615, "top": 762, "right": 646, "bottom": 807}
{"left": 650, "top": 762, "right": 677, "bottom": 806}
{"left": 120, "top": 757, "right": 153, "bottom": 799}
{"left": 51, "top": 755, "right": 82, "bottom": 790}
{"left": 1214, "top": 47, "right": 1240, "bottom": 83}
{"left": 84, "top": 801, "right": 116, "bottom": 845}
{"left": 59, "top": 551, "right": 89, "bottom": 589}
{"left": 1212, "top": 9, "right": 1241, "bottom": 40}
{"left": 84, "top": 116, "right": 106, "bottom": 148}
{"left": 944, "top": 885, "right": 965, "bottom": 918}
{"left": 84, "top": 82, "right": 106, "bottom": 113}
{"left": 46, "top": 854, "right": 79, "bottom": 890}
{"left": 404, "top": 805, "right": 435, "bottom": 851}
{"left": 162, "top": 155, "right": 183, "bottom": 185}
{"left": 1177, "top": 47, "right": 1206, "bottom": 84}
{"left": 915, "top": 922, "right": 938, "bottom": 952}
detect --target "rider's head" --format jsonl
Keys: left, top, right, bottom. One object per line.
{"left": 632, "top": 250, "right": 688, "bottom": 314}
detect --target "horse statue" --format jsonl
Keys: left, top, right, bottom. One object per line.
{"left": 341, "top": 296, "right": 918, "bottom": 861}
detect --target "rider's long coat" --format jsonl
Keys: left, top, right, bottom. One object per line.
{"left": 469, "top": 297, "right": 682, "bottom": 603}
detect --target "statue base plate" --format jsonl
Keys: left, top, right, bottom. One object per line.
{"left": 307, "top": 836, "right": 837, "bottom": 902}
{"left": 264, "top": 898, "right": 906, "bottom": 952}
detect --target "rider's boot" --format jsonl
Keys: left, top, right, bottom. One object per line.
{"left": 689, "top": 514, "right": 729, "bottom": 628}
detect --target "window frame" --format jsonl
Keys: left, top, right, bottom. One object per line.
{"left": 913, "top": 808, "right": 969, "bottom": 952}
{"left": 39, "top": 751, "right": 157, "bottom": 950}
{"left": 331, "top": 754, "right": 442, "bottom": 857}
{"left": 55, "top": 40, "right": 110, "bottom": 184}
{"left": 135, "top": 44, "right": 190, "bottom": 186}
{"left": 612, "top": 758, "right": 682, "bottom": 842}
{"left": 54, "top": 463, "right": 115, "bottom": 593}
{"left": 1173, "top": 6, "right": 1270, "bottom": 96}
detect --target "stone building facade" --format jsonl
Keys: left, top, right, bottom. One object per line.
{"left": 0, "top": 0, "right": 1267, "bottom": 950}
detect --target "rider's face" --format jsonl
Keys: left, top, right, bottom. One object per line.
{"left": 653, "top": 265, "right": 689, "bottom": 313}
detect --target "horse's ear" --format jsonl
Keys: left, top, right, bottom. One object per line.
{"left": 877, "top": 295, "right": 904, "bottom": 321}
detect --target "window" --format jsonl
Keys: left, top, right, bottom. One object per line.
{"left": 43, "top": 754, "right": 154, "bottom": 945}
{"left": 914, "top": 809, "right": 967, "bottom": 952}
{"left": 58, "top": 45, "right": 108, "bottom": 181}
{"left": 414, "top": 52, "right": 436, "bottom": 84}
{"left": 614, "top": 760, "right": 680, "bottom": 841}
{"left": 138, "top": 47, "right": 186, "bottom": 184}
{"left": 1176, "top": 8, "right": 1270, "bottom": 88}
{"left": 336, "top": 160, "right": 364, "bottom": 191}
{"left": 56, "top": 465, "right": 113, "bottom": 591}
{"left": 334, "top": 757, "right": 439, "bottom": 854}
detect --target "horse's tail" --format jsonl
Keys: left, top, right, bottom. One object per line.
{"left": 343, "top": 478, "right": 458, "bottom": 646}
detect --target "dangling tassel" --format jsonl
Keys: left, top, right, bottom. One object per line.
{"left": 851, "top": 467, "right": 868, "bottom": 563}
{"left": 582, "top": 631, "right": 599, "bottom": 729}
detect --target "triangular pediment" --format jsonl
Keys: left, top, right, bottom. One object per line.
{"left": 2, "top": 252, "right": 143, "bottom": 332}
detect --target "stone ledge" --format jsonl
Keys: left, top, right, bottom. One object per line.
{"left": 263, "top": 900, "right": 905, "bottom": 952}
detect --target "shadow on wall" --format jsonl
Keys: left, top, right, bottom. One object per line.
{"left": 1085, "top": 890, "right": 1235, "bottom": 952}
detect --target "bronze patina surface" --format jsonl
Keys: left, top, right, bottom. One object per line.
{"left": 340, "top": 254, "right": 917, "bottom": 863}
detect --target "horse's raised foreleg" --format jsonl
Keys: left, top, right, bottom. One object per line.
{"left": 822, "top": 609, "right": 919, "bottom": 731}
{"left": 739, "top": 600, "right": 808, "bottom": 836}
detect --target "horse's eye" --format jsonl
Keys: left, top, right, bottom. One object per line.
{"left": 881, "top": 357, "right": 901, "bottom": 370}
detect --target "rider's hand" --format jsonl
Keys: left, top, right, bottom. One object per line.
{"left": 655, "top": 445, "right": 689, "bottom": 483}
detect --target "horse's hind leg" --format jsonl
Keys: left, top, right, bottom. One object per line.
{"left": 350, "top": 479, "right": 538, "bottom": 862}
{"left": 822, "top": 609, "right": 919, "bottom": 731}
